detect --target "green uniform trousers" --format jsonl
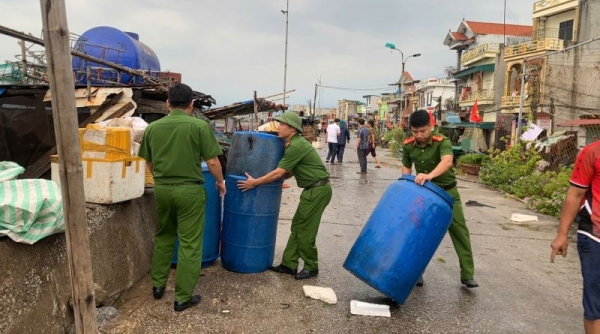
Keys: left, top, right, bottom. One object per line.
{"left": 282, "top": 183, "right": 332, "bottom": 271}
{"left": 152, "top": 184, "right": 206, "bottom": 303}
{"left": 445, "top": 186, "right": 475, "bottom": 280}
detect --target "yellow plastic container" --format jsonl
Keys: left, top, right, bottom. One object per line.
{"left": 78, "top": 126, "right": 132, "bottom": 161}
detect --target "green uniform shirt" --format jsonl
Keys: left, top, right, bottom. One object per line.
{"left": 402, "top": 131, "right": 455, "bottom": 187}
{"left": 137, "top": 109, "right": 222, "bottom": 185}
{"left": 278, "top": 134, "right": 329, "bottom": 188}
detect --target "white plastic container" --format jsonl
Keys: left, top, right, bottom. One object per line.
{"left": 51, "top": 156, "right": 145, "bottom": 204}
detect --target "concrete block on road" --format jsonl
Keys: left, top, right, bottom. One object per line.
{"left": 350, "top": 300, "right": 391, "bottom": 317}
{"left": 302, "top": 285, "right": 337, "bottom": 304}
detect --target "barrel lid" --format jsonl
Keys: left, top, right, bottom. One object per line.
{"left": 399, "top": 175, "right": 454, "bottom": 206}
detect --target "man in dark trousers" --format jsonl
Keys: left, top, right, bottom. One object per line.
{"left": 138, "top": 83, "right": 226, "bottom": 312}
{"left": 401, "top": 109, "right": 478, "bottom": 288}
{"left": 551, "top": 140, "right": 600, "bottom": 334}
{"left": 238, "top": 111, "right": 332, "bottom": 280}
{"left": 355, "top": 119, "right": 369, "bottom": 174}
{"left": 336, "top": 120, "right": 351, "bottom": 163}
{"left": 325, "top": 118, "right": 340, "bottom": 164}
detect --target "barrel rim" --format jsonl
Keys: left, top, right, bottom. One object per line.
{"left": 232, "top": 131, "right": 283, "bottom": 139}
{"left": 399, "top": 175, "right": 454, "bottom": 206}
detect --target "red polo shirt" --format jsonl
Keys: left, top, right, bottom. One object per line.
{"left": 571, "top": 141, "right": 600, "bottom": 241}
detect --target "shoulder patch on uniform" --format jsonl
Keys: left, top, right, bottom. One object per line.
{"left": 403, "top": 137, "right": 416, "bottom": 145}
{"left": 432, "top": 135, "right": 444, "bottom": 142}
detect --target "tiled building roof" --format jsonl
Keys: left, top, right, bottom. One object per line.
{"left": 464, "top": 21, "right": 532, "bottom": 36}
{"left": 450, "top": 32, "right": 468, "bottom": 41}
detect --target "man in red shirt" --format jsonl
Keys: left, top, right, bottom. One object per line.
{"left": 551, "top": 141, "right": 600, "bottom": 334}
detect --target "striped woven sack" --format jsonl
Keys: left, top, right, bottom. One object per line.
{"left": 0, "top": 162, "right": 65, "bottom": 244}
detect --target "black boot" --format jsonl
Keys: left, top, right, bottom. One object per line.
{"left": 174, "top": 295, "right": 201, "bottom": 312}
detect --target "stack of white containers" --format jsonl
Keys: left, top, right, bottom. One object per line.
{"left": 51, "top": 122, "right": 146, "bottom": 204}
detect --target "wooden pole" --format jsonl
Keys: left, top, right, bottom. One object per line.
{"left": 253, "top": 90, "right": 259, "bottom": 131}
{"left": 313, "top": 83, "right": 318, "bottom": 118}
{"left": 39, "top": 1, "right": 98, "bottom": 333}
{"left": 260, "top": 89, "right": 296, "bottom": 100}
{"left": 18, "top": 39, "right": 28, "bottom": 84}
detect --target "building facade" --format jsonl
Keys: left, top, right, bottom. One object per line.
{"left": 414, "top": 78, "right": 456, "bottom": 122}
{"left": 337, "top": 99, "right": 361, "bottom": 122}
{"left": 444, "top": 20, "right": 532, "bottom": 123}
{"left": 502, "top": 0, "right": 579, "bottom": 138}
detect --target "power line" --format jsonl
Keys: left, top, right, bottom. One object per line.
{"left": 318, "top": 84, "right": 395, "bottom": 92}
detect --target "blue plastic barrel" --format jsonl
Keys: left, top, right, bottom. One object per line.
{"left": 72, "top": 26, "right": 161, "bottom": 85}
{"left": 172, "top": 162, "right": 222, "bottom": 268}
{"left": 221, "top": 174, "right": 283, "bottom": 273}
{"left": 226, "top": 132, "right": 285, "bottom": 177}
{"left": 343, "top": 175, "right": 454, "bottom": 304}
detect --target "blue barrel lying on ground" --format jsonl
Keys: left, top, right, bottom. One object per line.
{"left": 172, "top": 162, "right": 222, "bottom": 268}
{"left": 343, "top": 175, "right": 454, "bottom": 304}
{"left": 226, "top": 132, "right": 285, "bottom": 177}
{"left": 221, "top": 174, "right": 283, "bottom": 273}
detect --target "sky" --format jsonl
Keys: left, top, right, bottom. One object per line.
{"left": 0, "top": 0, "right": 534, "bottom": 108}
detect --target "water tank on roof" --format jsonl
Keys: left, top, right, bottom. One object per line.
{"left": 72, "top": 26, "right": 161, "bottom": 85}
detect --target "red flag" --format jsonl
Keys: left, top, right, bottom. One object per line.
{"left": 429, "top": 111, "right": 436, "bottom": 126}
{"left": 470, "top": 99, "right": 482, "bottom": 123}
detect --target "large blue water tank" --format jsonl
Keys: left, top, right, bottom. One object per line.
{"left": 343, "top": 175, "right": 454, "bottom": 304}
{"left": 172, "top": 162, "right": 222, "bottom": 268}
{"left": 72, "top": 26, "right": 161, "bottom": 85}
{"left": 221, "top": 174, "right": 283, "bottom": 273}
{"left": 226, "top": 132, "right": 285, "bottom": 177}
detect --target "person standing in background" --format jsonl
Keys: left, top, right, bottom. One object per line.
{"left": 355, "top": 119, "right": 369, "bottom": 174}
{"left": 336, "top": 120, "right": 351, "bottom": 163}
{"left": 325, "top": 119, "right": 340, "bottom": 164}
{"left": 366, "top": 120, "right": 383, "bottom": 168}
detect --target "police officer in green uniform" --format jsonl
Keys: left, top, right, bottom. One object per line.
{"left": 138, "top": 83, "right": 226, "bottom": 312}
{"left": 402, "top": 109, "right": 478, "bottom": 288}
{"left": 238, "top": 111, "right": 332, "bottom": 280}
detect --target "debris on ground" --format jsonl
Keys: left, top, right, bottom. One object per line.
{"left": 465, "top": 200, "right": 496, "bottom": 208}
{"left": 350, "top": 300, "right": 391, "bottom": 317}
{"left": 302, "top": 285, "right": 337, "bottom": 305}
{"left": 96, "top": 306, "right": 119, "bottom": 327}
{"left": 510, "top": 213, "right": 539, "bottom": 223}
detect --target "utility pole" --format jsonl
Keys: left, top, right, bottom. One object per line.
{"left": 438, "top": 96, "right": 443, "bottom": 122}
{"left": 313, "top": 82, "right": 318, "bottom": 118}
{"left": 516, "top": 62, "right": 527, "bottom": 143}
{"left": 282, "top": 0, "right": 289, "bottom": 106}
{"left": 39, "top": 0, "right": 98, "bottom": 333}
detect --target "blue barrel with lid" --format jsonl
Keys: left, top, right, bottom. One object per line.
{"left": 221, "top": 174, "right": 283, "bottom": 273}
{"left": 172, "top": 162, "right": 222, "bottom": 268}
{"left": 343, "top": 175, "right": 454, "bottom": 304}
{"left": 226, "top": 132, "right": 285, "bottom": 178}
